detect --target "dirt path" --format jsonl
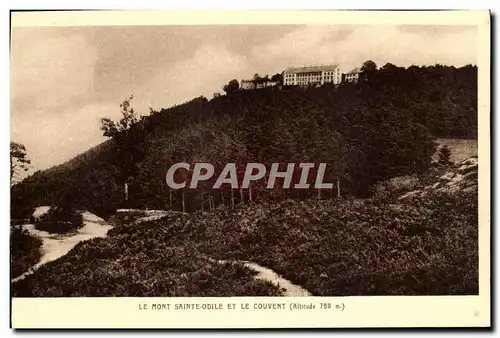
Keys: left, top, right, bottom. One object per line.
{"left": 122, "top": 211, "right": 312, "bottom": 296}
{"left": 12, "top": 212, "right": 113, "bottom": 283}
{"left": 243, "top": 261, "right": 312, "bottom": 296}
{"left": 12, "top": 211, "right": 171, "bottom": 284}
{"left": 208, "top": 258, "right": 311, "bottom": 297}
{"left": 127, "top": 212, "right": 312, "bottom": 296}
{"left": 13, "top": 210, "right": 312, "bottom": 297}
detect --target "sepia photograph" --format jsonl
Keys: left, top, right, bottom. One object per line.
{"left": 9, "top": 9, "right": 490, "bottom": 329}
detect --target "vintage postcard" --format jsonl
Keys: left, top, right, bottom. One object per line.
{"left": 10, "top": 10, "right": 490, "bottom": 329}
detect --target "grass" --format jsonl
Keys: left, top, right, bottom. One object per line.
{"left": 436, "top": 138, "right": 478, "bottom": 163}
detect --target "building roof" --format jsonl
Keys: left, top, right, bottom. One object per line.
{"left": 284, "top": 64, "right": 339, "bottom": 74}
{"left": 347, "top": 67, "right": 362, "bottom": 74}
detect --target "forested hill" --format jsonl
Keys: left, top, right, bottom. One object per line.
{"left": 11, "top": 64, "right": 477, "bottom": 219}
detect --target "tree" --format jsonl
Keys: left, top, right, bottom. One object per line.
{"left": 252, "top": 73, "right": 262, "bottom": 89}
{"left": 271, "top": 73, "right": 283, "bottom": 84}
{"left": 10, "top": 142, "right": 30, "bottom": 183}
{"left": 222, "top": 79, "right": 240, "bottom": 94}
{"left": 361, "top": 60, "right": 378, "bottom": 83}
{"left": 100, "top": 95, "right": 139, "bottom": 137}
{"left": 100, "top": 95, "right": 147, "bottom": 205}
{"left": 381, "top": 63, "right": 398, "bottom": 71}
{"left": 361, "top": 60, "right": 377, "bottom": 73}
{"left": 438, "top": 145, "right": 452, "bottom": 165}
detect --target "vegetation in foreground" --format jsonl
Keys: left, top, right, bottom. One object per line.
{"left": 12, "top": 185, "right": 477, "bottom": 297}
{"left": 11, "top": 232, "right": 281, "bottom": 297}
{"left": 196, "top": 191, "right": 477, "bottom": 296}
{"left": 11, "top": 227, "right": 42, "bottom": 279}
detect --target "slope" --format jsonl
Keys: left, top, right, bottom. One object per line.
{"left": 11, "top": 64, "right": 477, "bottom": 219}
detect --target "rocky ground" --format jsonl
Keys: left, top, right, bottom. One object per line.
{"left": 398, "top": 157, "right": 478, "bottom": 201}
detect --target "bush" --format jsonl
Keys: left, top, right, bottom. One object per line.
{"left": 438, "top": 145, "right": 452, "bottom": 165}
{"left": 11, "top": 226, "right": 42, "bottom": 278}
{"left": 35, "top": 207, "right": 83, "bottom": 234}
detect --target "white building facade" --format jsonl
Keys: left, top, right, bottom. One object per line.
{"left": 344, "top": 67, "right": 362, "bottom": 83}
{"left": 240, "top": 79, "right": 279, "bottom": 90}
{"left": 240, "top": 79, "right": 255, "bottom": 90}
{"left": 283, "top": 65, "right": 342, "bottom": 86}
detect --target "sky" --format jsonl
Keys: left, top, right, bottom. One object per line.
{"left": 10, "top": 24, "right": 478, "bottom": 172}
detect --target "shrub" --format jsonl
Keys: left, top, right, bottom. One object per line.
{"left": 35, "top": 206, "right": 83, "bottom": 234}
{"left": 10, "top": 226, "right": 42, "bottom": 278}
{"left": 438, "top": 145, "right": 452, "bottom": 165}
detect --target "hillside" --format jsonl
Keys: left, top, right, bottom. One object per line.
{"left": 12, "top": 158, "right": 478, "bottom": 296}
{"left": 10, "top": 64, "right": 478, "bottom": 220}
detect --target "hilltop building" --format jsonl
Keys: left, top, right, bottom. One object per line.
{"left": 283, "top": 65, "right": 342, "bottom": 86}
{"left": 240, "top": 79, "right": 279, "bottom": 90}
{"left": 240, "top": 79, "right": 255, "bottom": 90}
{"left": 238, "top": 64, "right": 363, "bottom": 91}
{"left": 344, "top": 67, "right": 362, "bottom": 83}
{"left": 256, "top": 80, "right": 278, "bottom": 89}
